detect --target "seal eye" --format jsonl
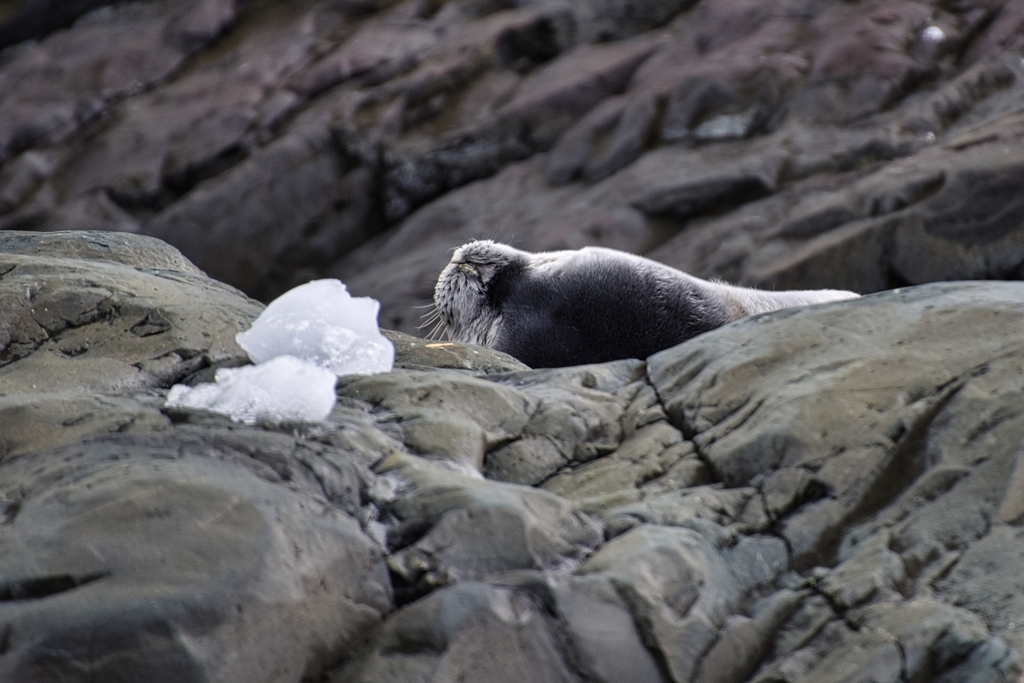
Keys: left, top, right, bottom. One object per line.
{"left": 462, "top": 261, "right": 499, "bottom": 287}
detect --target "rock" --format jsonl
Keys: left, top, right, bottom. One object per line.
{"left": 337, "top": 369, "right": 535, "bottom": 469}
{"left": 5, "top": 225, "right": 1024, "bottom": 678}
{"left": 375, "top": 31, "right": 661, "bottom": 223}
{"left": 695, "top": 590, "right": 803, "bottom": 683}
{"left": 0, "top": 430, "right": 391, "bottom": 683}
{"left": 0, "top": 1, "right": 235, "bottom": 166}
{"left": 0, "top": 391, "right": 170, "bottom": 461}
{"left": 933, "top": 525, "right": 1024, "bottom": 657}
{"left": 384, "top": 328, "right": 529, "bottom": 373}
{"left": 327, "top": 582, "right": 577, "bottom": 683}
{"left": 144, "top": 124, "right": 378, "bottom": 299}
{"left": 530, "top": 572, "right": 666, "bottom": 683}
{"left": 379, "top": 453, "right": 602, "bottom": 597}
{"left": 760, "top": 598, "right": 1014, "bottom": 683}
{"left": 328, "top": 0, "right": 1024, "bottom": 333}
{"left": 578, "top": 525, "right": 742, "bottom": 682}
{"left": 0, "top": 231, "right": 400, "bottom": 683}
{"left": 818, "top": 535, "right": 907, "bottom": 609}
{"left": 485, "top": 361, "right": 642, "bottom": 484}
{"left": 1, "top": 0, "right": 1021, "bottom": 320}
{"left": 0, "top": 228, "right": 204, "bottom": 273}
{"left": 647, "top": 281, "right": 1024, "bottom": 566}
{"left": 0, "top": 230, "right": 260, "bottom": 395}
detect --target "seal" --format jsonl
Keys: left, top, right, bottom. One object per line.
{"left": 430, "top": 240, "right": 859, "bottom": 368}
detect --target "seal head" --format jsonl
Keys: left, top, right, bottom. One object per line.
{"left": 433, "top": 240, "right": 529, "bottom": 348}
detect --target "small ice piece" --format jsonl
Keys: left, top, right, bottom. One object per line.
{"left": 922, "top": 25, "right": 945, "bottom": 42}
{"left": 237, "top": 279, "right": 394, "bottom": 375}
{"left": 165, "top": 355, "right": 337, "bottom": 424}
{"left": 692, "top": 111, "right": 758, "bottom": 141}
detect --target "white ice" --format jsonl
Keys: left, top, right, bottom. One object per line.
{"left": 165, "top": 355, "right": 337, "bottom": 424}
{"left": 922, "top": 25, "right": 945, "bottom": 42}
{"left": 236, "top": 279, "right": 394, "bottom": 375}
{"left": 165, "top": 279, "right": 392, "bottom": 425}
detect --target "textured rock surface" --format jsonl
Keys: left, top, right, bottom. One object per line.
{"left": 2, "top": 0, "right": 1023, "bottom": 329}
{"left": 3, "top": 231, "right": 1024, "bottom": 683}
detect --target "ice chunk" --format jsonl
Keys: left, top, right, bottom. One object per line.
{"left": 165, "top": 355, "right": 337, "bottom": 424}
{"left": 922, "top": 25, "right": 945, "bottom": 42}
{"left": 165, "top": 280, "right": 392, "bottom": 425}
{"left": 236, "top": 279, "right": 394, "bottom": 375}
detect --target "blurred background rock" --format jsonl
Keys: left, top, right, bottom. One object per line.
{"left": 1, "top": 0, "right": 1022, "bottom": 330}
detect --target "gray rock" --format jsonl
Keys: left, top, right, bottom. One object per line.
{"left": 328, "top": 582, "right": 577, "bottom": 683}
{"left": 760, "top": 598, "right": 1013, "bottom": 683}
{"left": 0, "top": 230, "right": 260, "bottom": 460}
{"left": 383, "top": 328, "right": 529, "bottom": 373}
{"left": 0, "top": 430, "right": 391, "bottom": 683}
{"left": 722, "top": 535, "right": 790, "bottom": 595}
{"left": 337, "top": 369, "right": 535, "bottom": 469}
{"left": 695, "top": 590, "right": 802, "bottom": 683}
{"left": 933, "top": 525, "right": 1024, "bottom": 657}
{"left": 818, "top": 535, "right": 907, "bottom": 609}
{"left": 648, "top": 281, "right": 1024, "bottom": 565}
{"left": 0, "top": 229, "right": 205, "bottom": 273}
{"left": 578, "top": 525, "right": 743, "bottom": 682}
{"left": 145, "top": 124, "right": 377, "bottom": 300}
{"left": 5, "top": 230, "right": 1024, "bottom": 683}
{"left": 486, "top": 361, "right": 642, "bottom": 484}
{"left": 0, "top": 1, "right": 234, "bottom": 165}
{"left": 0, "top": 233, "right": 260, "bottom": 395}
{"left": 0, "top": 232, "right": 403, "bottom": 683}
{"left": 547, "top": 573, "right": 667, "bottom": 683}
{"left": 0, "top": 391, "right": 171, "bottom": 460}
{"left": 380, "top": 453, "right": 602, "bottom": 592}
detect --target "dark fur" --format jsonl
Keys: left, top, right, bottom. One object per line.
{"left": 495, "top": 250, "right": 730, "bottom": 367}
{"left": 435, "top": 243, "right": 731, "bottom": 368}
{"left": 435, "top": 241, "right": 860, "bottom": 368}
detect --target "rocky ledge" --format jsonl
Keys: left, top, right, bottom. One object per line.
{"left": 1, "top": 229, "right": 1023, "bottom": 683}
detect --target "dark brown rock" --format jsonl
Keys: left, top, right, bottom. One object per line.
{"left": 0, "top": 1, "right": 234, "bottom": 166}
{"left": 5, "top": 0, "right": 1020, "bottom": 316}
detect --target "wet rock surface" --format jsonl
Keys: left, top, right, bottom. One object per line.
{"left": 2, "top": 230, "right": 1024, "bottom": 683}
{"left": 1, "top": 0, "right": 1023, "bottom": 328}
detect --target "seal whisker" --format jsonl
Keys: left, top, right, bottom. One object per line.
{"left": 416, "top": 300, "right": 446, "bottom": 339}
{"left": 416, "top": 312, "right": 442, "bottom": 334}
{"left": 417, "top": 309, "right": 440, "bottom": 324}
{"left": 427, "top": 317, "right": 447, "bottom": 340}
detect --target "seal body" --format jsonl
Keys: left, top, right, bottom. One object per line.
{"left": 433, "top": 240, "right": 859, "bottom": 368}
